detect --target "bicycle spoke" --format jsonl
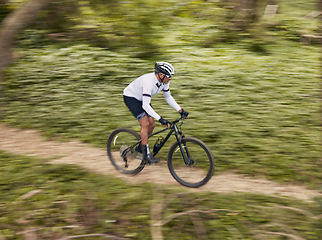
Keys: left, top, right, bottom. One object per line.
{"left": 168, "top": 137, "right": 214, "bottom": 188}
{"left": 107, "top": 128, "right": 145, "bottom": 174}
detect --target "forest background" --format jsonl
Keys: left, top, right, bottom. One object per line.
{"left": 0, "top": 0, "right": 321, "bottom": 239}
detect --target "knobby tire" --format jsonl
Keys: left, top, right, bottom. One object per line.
{"left": 107, "top": 127, "right": 145, "bottom": 175}
{"left": 167, "top": 137, "right": 215, "bottom": 188}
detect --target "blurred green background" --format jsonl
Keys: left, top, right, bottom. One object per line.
{"left": 0, "top": 0, "right": 321, "bottom": 239}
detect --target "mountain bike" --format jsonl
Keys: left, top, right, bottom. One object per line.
{"left": 107, "top": 117, "right": 215, "bottom": 188}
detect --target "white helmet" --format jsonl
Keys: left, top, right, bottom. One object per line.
{"left": 154, "top": 62, "right": 175, "bottom": 76}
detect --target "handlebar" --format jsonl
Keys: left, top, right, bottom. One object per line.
{"left": 171, "top": 116, "right": 188, "bottom": 125}
{"left": 150, "top": 116, "right": 187, "bottom": 138}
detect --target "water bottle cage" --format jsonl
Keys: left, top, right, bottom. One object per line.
{"left": 153, "top": 137, "right": 164, "bottom": 154}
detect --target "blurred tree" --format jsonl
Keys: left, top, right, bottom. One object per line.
{"left": 17, "top": 0, "right": 166, "bottom": 56}
{"left": 221, "top": 0, "right": 259, "bottom": 32}
{"left": 83, "top": 0, "right": 166, "bottom": 57}
{"left": 35, "top": 0, "right": 80, "bottom": 33}
{"left": 0, "top": 0, "right": 52, "bottom": 85}
{"left": 0, "top": 0, "right": 11, "bottom": 22}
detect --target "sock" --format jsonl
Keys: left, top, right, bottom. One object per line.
{"left": 142, "top": 145, "right": 150, "bottom": 155}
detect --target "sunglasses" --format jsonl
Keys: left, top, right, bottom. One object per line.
{"left": 163, "top": 74, "right": 172, "bottom": 79}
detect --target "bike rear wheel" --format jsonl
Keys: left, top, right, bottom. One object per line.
{"left": 107, "top": 127, "right": 145, "bottom": 175}
{"left": 167, "top": 137, "right": 215, "bottom": 188}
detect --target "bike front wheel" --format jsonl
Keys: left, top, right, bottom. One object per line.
{"left": 167, "top": 137, "right": 215, "bottom": 188}
{"left": 107, "top": 127, "right": 145, "bottom": 175}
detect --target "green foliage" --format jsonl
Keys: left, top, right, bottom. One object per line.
{"left": 0, "top": 3, "right": 11, "bottom": 22}
{"left": 0, "top": 0, "right": 321, "bottom": 197}
{"left": 2, "top": 38, "right": 320, "bottom": 188}
{"left": 0, "top": 1, "right": 321, "bottom": 239}
{"left": 0, "top": 151, "right": 321, "bottom": 239}
{"left": 0, "top": 151, "right": 152, "bottom": 239}
{"left": 2, "top": 0, "right": 320, "bottom": 51}
{"left": 34, "top": 0, "right": 81, "bottom": 33}
{"left": 2, "top": 0, "right": 318, "bottom": 58}
{"left": 2, "top": 44, "right": 149, "bottom": 133}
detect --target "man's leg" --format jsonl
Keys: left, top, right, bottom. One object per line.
{"left": 139, "top": 116, "right": 158, "bottom": 163}
{"left": 139, "top": 115, "right": 155, "bottom": 144}
{"left": 139, "top": 115, "right": 150, "bottom": 145}
{"left": 147, "top": 116, "right": 155, "bottom": 135}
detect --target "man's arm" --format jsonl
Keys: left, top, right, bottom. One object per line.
{"left": 163, "top": 89, "right": 181, "bottom": 111}
{"left": 142, "top": 94, "right": 161, "bottom": 120}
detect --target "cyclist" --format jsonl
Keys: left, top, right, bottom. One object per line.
{"left": 123, "top": 62, "right": 189, "bottom": 164}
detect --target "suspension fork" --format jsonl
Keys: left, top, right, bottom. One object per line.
{"left": 173, "top": 124, "right": 191, "bottom": 165}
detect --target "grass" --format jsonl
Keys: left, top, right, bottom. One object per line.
{"left": 0, "top": 0, "right": 321, "bottom": 238}
{"left": 1, "top": 1, "right": 320, "bottom": 189}
{"left": 1, "top": 39, "right": 320, "bottom": 188}
{"left": 0, "top": 151, "right": 321, "bottom": 239}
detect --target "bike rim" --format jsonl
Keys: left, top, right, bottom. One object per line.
{"left": 168, "top": 138, "right": 214, "bottom": 187}
{"left": 108, "top": 129, "right": 144, "bottom": 174}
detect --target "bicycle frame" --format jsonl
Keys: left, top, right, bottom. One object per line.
{"left": 130, "top": 118, "right": 191, "bottom": 165}
{"left": 108, "top": 116, "right": 215, "bottom": 187}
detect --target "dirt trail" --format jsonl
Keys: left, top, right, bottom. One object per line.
{"left": 0, "top": 123, "right": 320, "bottom": 202}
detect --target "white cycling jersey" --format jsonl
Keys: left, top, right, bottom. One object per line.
{"left": 123, "top": 72, "right": 181, "bottom": 120}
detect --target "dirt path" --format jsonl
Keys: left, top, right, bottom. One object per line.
{"left": 0, "top": 123, "right": 320, "bottom": 203}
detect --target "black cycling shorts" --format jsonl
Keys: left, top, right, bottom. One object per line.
{"left": 123, "top": 95, "right": 151, "bottom": 121}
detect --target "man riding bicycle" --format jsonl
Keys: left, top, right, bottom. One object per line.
{"left": 123, "top": 62, "right": 189, "bottom": 164}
